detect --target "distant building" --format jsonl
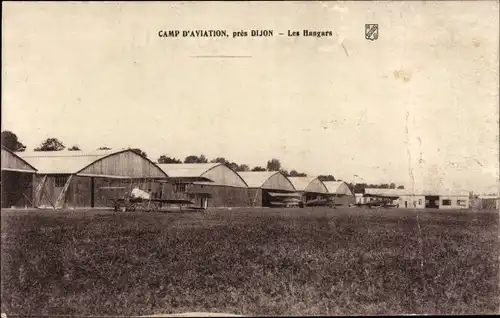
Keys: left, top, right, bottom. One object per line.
{"left": 322, "top": 181, "right": 355, "bottom": 207}
{"left": 237, "top": 171, "right": 300, "bottom": 207}
{"left": 361, "top": 188, "right": 470, "bottom": 209}
{"left": 288, "top": 176, "right": 329, "bottom": 204}
{"left": 476, "top": 195, "right": 500, "bottom": 210}
{"left": 355, "top": 193, "right": 370, "bottom": 205}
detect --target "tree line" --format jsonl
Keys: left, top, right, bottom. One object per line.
{"left": 0, "top": 130, "right": 403, "bottom": 186}
{"left": 1, "top": 131, "right": 308, "bottom": 176}
{"left": 1, "top": 131, "right": 149, "bottom": 157}
{"left": 158, "top": 155, "right": 309, "bottom": 176}
{"left": 348, "top": 183, "right": 405, "bottom": 194}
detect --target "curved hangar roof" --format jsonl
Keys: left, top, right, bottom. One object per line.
{"left": 237, "top": 171, "right": 296, "bottom": 191}
{"left": 157, "top": 163, "right": 248, "bottom": 187}
{"left": 322, "top": 181, "right": 354, "bottom": 196}
{"left": 17, "top": 149, "right": 167, "bottom": 179}
{"left": 288, "top": 176, "right": 328, "bottom": 194}
{"left": 1, "top": 146, "right": 37, "bottom": 173}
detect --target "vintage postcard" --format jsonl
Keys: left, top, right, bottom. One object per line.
{"left": 1, "top": 1, "right": 499, "bottom": 317}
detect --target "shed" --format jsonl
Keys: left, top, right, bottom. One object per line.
{"left": 364, "top": 188, "right": 407, "bottom": 198}
{"left": 362, "top": 188, "right": 470, "bottom": 209}
{"left": 157, "top": 163, "right": 250, "bottom": 207}
{"left": 237, "top": 171, "right": 299, "bottom": 207}
{"left": 323, "top": 181, "right": 354, "bottom": 196}
{"left": 1, "top": 146, "right": 38, "bottom": 208}
{"left": 477, "top": 195, "right": 500, "bottom": 210}
{"left": 157, "top": 163, "right": 247, "bottom": 186}
{"left": 18, "top": 149, "right": 167, "bottom": 208}
{"left": 322, "top": 181, "right": 355, "bottom": 206}
{"left": 288, "top": 176, "right": 331, "bottom": 203}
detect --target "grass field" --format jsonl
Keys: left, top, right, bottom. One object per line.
{"left": 1, "top": 207, "right": 499, "bottom": 316}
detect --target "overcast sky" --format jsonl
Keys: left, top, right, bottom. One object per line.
{"left": 2, "top": 1, "right": 499, "bottom": 193}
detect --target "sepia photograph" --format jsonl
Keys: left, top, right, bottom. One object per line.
{"left": 1, "top": 1, "right": 499, "bottom": 316}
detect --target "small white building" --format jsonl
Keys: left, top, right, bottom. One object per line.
{"left": 361, "top": 188, "right": 470, "bottom": 209}
{"left": 476, "top": 195, "right": 500, "bottom": 210}
{"left": 435, "top": 194, "right": 470, "bottom": 209}
{"left": 355, "top": 193, "right": 367, "bottom": 204}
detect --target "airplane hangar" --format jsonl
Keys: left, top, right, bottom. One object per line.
{"left": 16, "top": 149, "right": 167, "bottom": 208}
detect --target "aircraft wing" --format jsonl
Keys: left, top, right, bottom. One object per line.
{"left": 269, "top": 201, "right": 286, "bottom": 207}
{"left": 363, "top": 193, "right": 400, "bottom": 200}
{"left": 150, "top": 199, "right": 194, "bottom": 205}
{"left": 305, "top": 198, "right": 336, "bottom": 206}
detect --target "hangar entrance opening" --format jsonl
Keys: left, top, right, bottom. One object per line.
{"left": 425, "top": 195, "right": 439, "bottom": 209}
{"left": 1, "top": 170, "right": 34, "bottom": 208}
{"left": 262, "top": 190, "right": 301, "bottom": 207}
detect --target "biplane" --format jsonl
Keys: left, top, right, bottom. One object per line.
{"left": 355, "top": 195, "right": 400, "bottom": 208}
{"left": 99, "top": 179, "right": 212, "bottom": 212}
{"left": 356, "top": 201, "right": 399, "bottom": 208}
{"left": 266, "top": 192, "right": 303, "bottom": 208}
{"left": 304, "top": 197, "right": 341, "bottom": 208}
{"left": 269, "top": 197, "right": 302, "bottom": 208}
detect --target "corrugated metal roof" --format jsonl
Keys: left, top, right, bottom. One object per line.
{"left": 157, "top": 163, "right": 219, "bottom": 178}
{"left": 364, "top": 188, "right": 407, "bottom": 197}
{"left": 288, "top": 176, "right": 329, "bottom": 193}
{"left": 478, "top": 195, "right": 499, "bottom": 200}
{"left": 323, "top": 181, "right": 354, "bottom": 196}
{"left": 237, "top": 171, "right": 280, "bottom": 188}
{"left": 365, "top": 188, "right": 470, "bottom": 197}
{"left": 478, "top": 195, "right": 499, "bottom": 199}
{"left": 1, "top": 146, "right": 37, "bottom": 172}
{"left": 17, "top": 149, "right": 124, "bottom": 174}
{"left": 419, "top": 190, "right": 470, "bottom": 196}
{"left": 287, "top": 176, "right": 316, "bottom": 191}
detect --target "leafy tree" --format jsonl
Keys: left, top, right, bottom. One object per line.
{"left": 1, "top": 131, "right": 26, "bottom": 152}
{"left": 97, "top": 146, "right": 111, "bottom": 150}
{"left": 184, "top": 154, "right": 208, "bottom": 163}
{"left": 318, "top": 175, "right": 336, "bottom": 182}
{"left": 251, "top": 166, "right": 266, "bottom": 172}
{"left": 237, "top": 164, "right": 250, "bottom": 172}
{"left": 364, "top": 183, "right": 403, "bottom": 190}
{"left": 34, "top": 138, "right": 65, "bottom": 151}
{"left": 280, "top": 169, "right": 289, "bottom": 177}
{"left": 68, "top": 145, "right": 81, "bottom": 151}
{"left": 397, "top": 185, "right": 405, "bottom": 189}
{"left": 131, "top": 148, "right": 147, "bottom": 158}
{"left": 210, "top": 158, "right": 250, "bottom": 172}
{"left": 289, "top": 170, "right": 307, "bottom": 177}
{"left": 158, "top": 155, "right": 182, "bottom": 164}
{"left": 210, "top": 157, "right": 230, "bottom": 165}
{"left": 184, "top": 155, "right": 198, "bottom": 163}
{"left": 354, "top": 183, "right": 367, "bottom": 193}
{"left": 227, "top": 162, "right": 239, "bottom": 171}
{"left": 266, "top": 158, "right": 281, "bottom": 171}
